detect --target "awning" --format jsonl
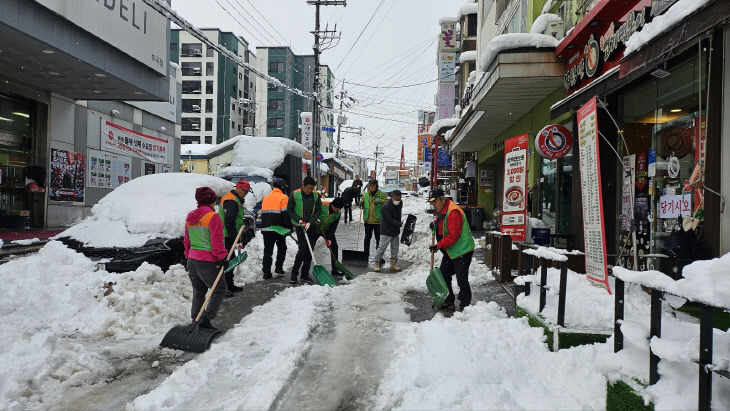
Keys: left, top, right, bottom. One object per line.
{"left": 449, "top": 50, "right": 564, "bottom": 152}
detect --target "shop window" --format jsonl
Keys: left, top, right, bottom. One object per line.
{"left": 538, "top": 151, "right": 573, "bottom": 236}
{"left": 618, "top": 46, "right": 709, "bottom": 270}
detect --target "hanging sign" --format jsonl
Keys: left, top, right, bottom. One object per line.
{"left": 500, "top": 134, "right": 528, "bottom": 242}
{"left": 101, "top": 120, "right": 168, "bottom": 163}
{"left": 300, "top": 112, "right": 313, "bottom": 149}
{"left": 535, "top": 124, "right": 573, "bottom": 159}
{"left": 577, "top": 97, "right": 611, "bottom": 293}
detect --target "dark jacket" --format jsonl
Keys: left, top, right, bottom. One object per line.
{"left": 341, "top": 187, "right": 354, "bottom": 205}
{"left": 287, "top": 189, "right": 322, "bottom": 227}
{"left": 379, "top": 198, "right": 403, "bottom": 237}
{"left": 352, "top": 179, "right": 363, "bottom": 194}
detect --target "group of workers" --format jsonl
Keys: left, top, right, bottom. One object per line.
{"left": 182, "top": 175, "right": 474, "bottom": 330}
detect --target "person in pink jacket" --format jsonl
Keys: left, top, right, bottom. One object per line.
{"left": 184, "top": 187, "right": 228, "bottom": 329}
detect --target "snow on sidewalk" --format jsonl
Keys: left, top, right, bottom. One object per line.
{"left": 129, "top": 285, "right": 335, "bottom": 410}
{"left": 373, "top": 302, "right": 607, "bottom": 410}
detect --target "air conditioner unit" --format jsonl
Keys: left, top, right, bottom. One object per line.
{"left": 191, "top": 105, "right": 201, "bottom": 112}
{"left": 192, "top": 68, "right": 201, "bottom": 74}
{"left": 191, "top": 124, "right": 200, "bottom": 130}
{"left": 193, "top": 49, "right": 202, "bottom": 57}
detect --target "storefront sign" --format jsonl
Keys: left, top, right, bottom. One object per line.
{"left": 439, "top": 22, "right": 459, "bottom": 52}
{"left": 300, "top": 112, "right": 313, "bottom": 149}
{"left": 49, "top": 148, "right": 85, "bottom": 203}
{"left": 88, "top": 149, "right": 131, "bottom": 189}
{"left": 577, "top": 97, "right": 611, "bottom": 293}
{"left": 101, "top": 120, "right": 168, "bottom": 163}
{"left": 564, "top": 8, "right": 649, "bottom": 90}
{"left": 438, "top": 83, "right": 455, "bottom": 120}
{"left": 439, "top": 53, "right": 456, "bottom": 83}
{"left": 694, "top": 115, "right": 706, "bottom": 206}
{"left": 417, "top": 133, "right": 431, "bottom": 162}
{"left": 535, "top": 124, "right": 573, "bottom": 159}
{"left": 659, "top": 194, "right": 692, "bottom": 218}
{"left": 501, "top": 134, "right": 528, "bottom": 242}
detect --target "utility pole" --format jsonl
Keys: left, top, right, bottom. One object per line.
{"left": 307, "top": 0, "right": 345, "bottom": 188}
{"left": 336, "top": 80, "right": 345, "bottom": 157}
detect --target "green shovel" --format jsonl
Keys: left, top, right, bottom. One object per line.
{"left": 426, "top": 233, "right": 449, "bottom": 309}
{"left": 302, "top": 228, "right": 337, "bottom": 286}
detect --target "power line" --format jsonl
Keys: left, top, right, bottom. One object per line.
{"left": 239, "top": 0, "right": 290, "bottom": 45}
{"left": 338, "top": 0, "right": 397, "bottom": 78}
{"left": 214, "top": 0, "right": 269, "bottom": 45}
{"left": 347, "top": 78, "right": 440, "bottom": 89}
{"left": 333, "top": 0, "right": 386, "bottom": 73}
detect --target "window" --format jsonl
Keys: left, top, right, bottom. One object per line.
{"left": 181, "top": 43, "right": 203, "bottom": 57}
{"left": 268, "top": 99, "right": 284, "bottom": 110}
{"left": 205, "top": 136, "right": 212, "bottom": 144}
{"left": 181, "top": 62, "right": 202, "bottom": 76}
{"left": 231, "top": 120, "right": 236, "bottom": 129}
{"left": 239, "top": 73, "right": 242, "bottom": 80}
{"left": 182, "top": 80, "right": 202, "bottom": 94}
{"left": 206, "top": 62, "right": 214, "bottom": 76}
{"left": 238, "top": 108, "right": 242, "bottom": 115}
{"left": 205, "top": 99, "right": 213, "bottom": 113}
{"left": 268, "top": 83, "right": 282, "bottom": 92}
{"left": 239, "top": 90, "right": 242, "bottom": 98}
{"left": 206, "top": 80, "right": 214, "bottom": 94}
{"left": 181, "top": 136, "right": 198, "bottom": 144}
{"left": 181, "top": 117, "right": 201, "bottom": 131}
{"left": 170, "top": 42, "right": 177, "bottom": 52}
{"left": 206, "top": 46, "right": 214, "bottom": 57}
{"left": 467, "top": 14, "right": 477, "bottom": 36}
{"left": 182, "top": 99, "right": 202, "bottom": 113}
{"left": 232, "top": 102, "right": 236, "bottom": 110}
{"left": 268, "top": 118, "right": 284, "bottom": 129}
{"left": 205, "top": 117, "right": 213, "bottom": 131}
{"left": 238, "top": 124, "right": 242, "bottom": 132}
{"left": 269, "top": 61, "right": 285, "bottom": 73}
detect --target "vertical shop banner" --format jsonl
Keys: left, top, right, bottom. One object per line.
{"left": 439, "top": 53, "right": 456, "bottom": 83}
{"left": 438, "top": 83, "right": 455, "bottom": 120}
{"left": 620, "top": 155, "right": 635, "bottom": 231}
{"left": 101, "top": 120, "right": 168, "bottom": 163}
{"left": 417, "top": 133, "right": 430, "bottom": 162}
{"left": 500, "top": 134, "right": 528, "bottom": 242}
{"left": 694, "top": 114, "right": 706, "bottom": 206}
{"left": 577, "top": 97, "right": 611, "bottom": 293}
{"left": 88, "top": 149, "right": 131, "bottom": 189}
{"left": 50, "top": 148, "right": 85, "bottom": 202}
{"left": 439, "top": 22, "right": 459, "bottom": 52}
{"left": 300, "top": 112, "right": 313, "bottom": 149}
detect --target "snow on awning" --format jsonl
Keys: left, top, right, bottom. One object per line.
{"left": 429, "top": 118, "right": 460, "bottom": 136}
{"left": 321, "top": 153, "right": 353, "bottom": 173}
{"left": 457, "top": 2, "right": 479, "bottom": 20}
{"left": 529, "top": 14, "right": 561, "bottom": 35}
{"left": 479, "top": 33, "right": 559, "bottom": 72}
{"left": 459, "top": 50, "right": 477, "bottom": 64}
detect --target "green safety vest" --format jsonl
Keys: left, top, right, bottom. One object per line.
{"left": 290, "top": 189, "right": 320, "bottom": 226}
{"left": 187, "top": 210, "right": 216, "bottom": 251}
{"left": 316, "top": 206, "right": 340, "bottom": 233}
{"left": 218, "top": 191, "right": 245, "bottom": 237}
{"left": 363, "top": 190, "right": 386, "bottom": 223}
{"left": 433, "top": 202, "right": 475, "bottom": 259}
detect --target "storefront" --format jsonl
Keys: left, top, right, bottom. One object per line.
{"left": 551, "top": 0, "right": 729, "bottom": 274}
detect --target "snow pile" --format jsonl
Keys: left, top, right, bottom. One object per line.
{"left": 130, "top": 286, "right": 334, "bottom": 410}
{"left": 522, "top": 246, "right": 568, "bottom": 262}
{"left": 12, "top": 237, "right": 40, "bottom": 245}
{"left": 321, "top": 152, "right": 354, "bottom": 173}
{"left": 374, "top": 302, "right": 607, "bottom": 409}
{"left": 438, "top": 16, "right": 458, "bottom": 24}
{"left": 456, "top": 1, "right": 478, "bottom": 20}
{"left": 479, "top": 33, "right": 559, "bottom": 72}
{"left": 458, "top": 50, "right": 476, "bottom": 63}
{"left": 338, "top": 179, "right": 354, "bottom": 195}
{"left": 217, "top": 165, "right": 274, "bottom": 180}
{"left": 181, "top": 135, "right": 243, "bottom": 157}
{"left": 542, "top": 0, "right": 554, "bottom": 13}
{"left": 229, "top": 136, "right": 306, "bottom": 169}
{"left": 624, "top": 0, "right": 711, "bottom": 56}
{"left": 59, "top": 173, "right": 233, "bottom": 248}
{"left": 530, "top": 13, "right": 561, "bottom": 35}
{"left": 0, "top": 241, "right": 190, "bottom": 408}
{"left": 614, "top": 252, "right": 730, "bottom": 309}
{"left": 428, "top": 118, "right": 460, "bottom": 136}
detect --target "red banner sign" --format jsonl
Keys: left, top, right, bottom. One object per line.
{"left": 501, "top": 134, "right": 529, "bottom": 242}
{"left": 535, "top": 124, "right": 573, "bottom": 159}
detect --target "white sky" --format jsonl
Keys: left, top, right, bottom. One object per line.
{"left": 170, "top": 0, "right": 463, "bottom": 168}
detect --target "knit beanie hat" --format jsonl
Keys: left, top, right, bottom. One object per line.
{"left": 195, "top": 186, "right": 217, "bottom": 205}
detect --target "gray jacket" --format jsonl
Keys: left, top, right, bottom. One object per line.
{"left": 379, "top": 199, "right": 402, "bottom": 237}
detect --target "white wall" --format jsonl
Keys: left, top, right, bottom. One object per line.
{"left": 720, "top": 25, "right": 730, "bottom": 254}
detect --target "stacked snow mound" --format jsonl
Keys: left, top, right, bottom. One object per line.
{"left": 479, "top": 33, "right": 559, "bottom": 72}
{"left": 457, "top": 1, "right": 479, "bottom": 20}
{"left": 229, "top": 136, "right": 306, "bottom": 169}
{"left": 0, "top": 241, "right": 190, "bottom": 408}
{"left": 530, "top": 13, "right": 561, "bottom": 35}
{"left": 428, "top": 118, "right": 460, "bottom": 136}
{"left": 59, "top": 173, "right": 233, "bottom": 248}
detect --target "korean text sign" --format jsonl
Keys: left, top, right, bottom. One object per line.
{"left": 501, "top": 134, "right": 528, "bottom": 242}
{"left": 101, "top": 120, "right": 168, "bottom": 163}
{"left": 577, "top": 97, "right": 611, "bottom": 293}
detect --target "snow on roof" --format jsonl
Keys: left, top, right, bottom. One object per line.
{"left": 181, "top": 135, "right": 246, "bottom": 157}
{"left": 229, "top": 136, "right": 306, "bottom": 169}
{"left": 479, "top": 33, "right": 559, "bottom": 72}
{"left": 439, "top": 16, "right": 458, "bottom": 24}
{"left": 456, "top": 2, "right": 479, "bottom": 20}
{"left": 429, "top": 118, "right": 460, "bottom": 136}
{"left": 614, "top": 252, "right": 730, "bottom": 309}
{"left": 624, "top": 0, "right": 710, "bottom": 57}
{"left": 58, "top": 173, "right": 233, "bottom": 248}
{"left": 459, "top": 50, "right": 477, "bottom": 64}
{"left": 303, "top": 159, "right": 329, "bottom": 173}
{"left": 321, "top": 152, "right": 353, "bottom": 173}
{"left": 529, "top": 13, "right": 561, "bottom": 35}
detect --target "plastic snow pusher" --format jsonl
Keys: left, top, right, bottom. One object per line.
{"left": 268, "top": 225, "right": 292, "bottom": 237}
{"left": 160, "top": 223, "right": 247, "bottom": 353}
{"left": 303, "top": 228, "right": 337, "bottom": 286}
{"left": 341, "top": 209, "right": 368, "bottom": 266}
{"left": 321, "top": 234, "right": 354, "bottom": 280}
{"left": 426, "top": 232, "right": 449, "bottom": 310}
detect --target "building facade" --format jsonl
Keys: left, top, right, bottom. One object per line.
{"left": 0, "top": 0, "right": 180, "bottom": 228}
{"left": 171, "top": 28, "right": 256, "bottom": 145}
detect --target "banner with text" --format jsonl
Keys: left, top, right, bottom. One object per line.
{"left": 577, "top": 97, "right": 611, "bottom": 293}
{"left": 500, "top": 134, "right": 528, "bottom": 242}
{"left": 101, "top": 120, "right": 168, "bottom": 163}
{"left": 301, "top": 112, "right": 313, "bottom": 149}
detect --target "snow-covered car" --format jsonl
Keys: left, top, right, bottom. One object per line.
{"left": 56, "top": 173, "right": 240, "bottom": 272}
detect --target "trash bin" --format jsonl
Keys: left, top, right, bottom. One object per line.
{"left": 469, "top": 207, "right": 484, "bottom": 230}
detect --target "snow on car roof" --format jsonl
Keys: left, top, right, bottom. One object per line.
{"left": 229, "top": 136, "right": 306, "bottom": 170}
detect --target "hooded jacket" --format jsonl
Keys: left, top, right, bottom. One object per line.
{"left": 184, "top": 205, "right": 228, "bottom": 262}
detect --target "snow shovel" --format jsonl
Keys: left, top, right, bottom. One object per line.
{"left": 426, "top": 232, "right": 449, "bottom": 310}
{"left": 321, "top": 234, "right": 354, "bottom": 280}
{"left": 303, "top": 228, "right": 337, "bottom": 286}
{"left": 341, "top": 209, "right": 368, "bottom": 266}
{"left": 160, "top": 223, "right": 246, "bottom": 353}
{"left": 268, "top": 225, "right": 292, "bottom": 237}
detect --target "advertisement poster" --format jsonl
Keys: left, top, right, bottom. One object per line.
{"left": 620, "top": 155, "right": 635, "bottom": 231}
{"left": 439, "top": 53, "right": 456, "bottom": 83}
{"left": 300, "top": 112, "right": 313, "bottom": 149}
{"left": 88, "top": 149, "right": 131, "bottom": 189}
{"left": 500, "top": 134, "right": 528, "bottom": 242}
{"left": 480, "top": 169, "right": 494, "bottom": 193}
{"left": 101, "top": 120, "right": 168, "bottom": 163}
{"left": 417, "top": 133, "right": 430, "bottom": 162}
{"left": 577, "top": 97, "right": 611, "bottom": 292}
{"left": 438, "top": 83, "right": 455, "bottom": 120}
{"left": 145, "top": 163, "right": 156, "bottom": 175}
{"left": 50, "top": 148, "right": 85, "bottom": 202}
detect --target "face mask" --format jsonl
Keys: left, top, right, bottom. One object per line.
{"left": 392, "top": 200, "right": 401, "bottom": 205}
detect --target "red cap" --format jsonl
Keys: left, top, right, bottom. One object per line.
{"left": 236, "top": 180, "right": 251, "bottom": 191}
